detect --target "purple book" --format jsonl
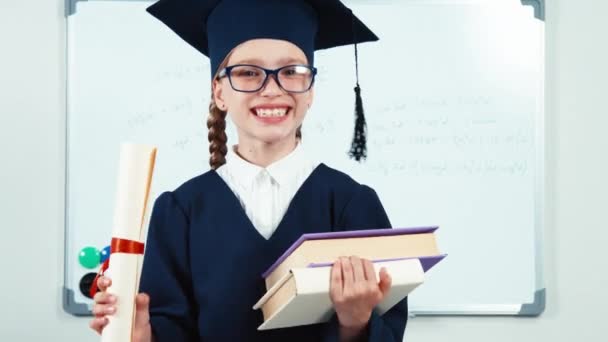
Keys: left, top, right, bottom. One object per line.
{"left": 307, "top": 255, "right": 447, "bottom": 273}
{"left": 262, "top": 226, "right": 441, "bottom": 278}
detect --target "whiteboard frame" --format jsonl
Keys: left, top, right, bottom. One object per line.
{"left": 62, "top": 0, "right": 546, "bottom": 317}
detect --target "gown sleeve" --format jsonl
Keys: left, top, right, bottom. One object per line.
{"left": 322, "top": 185, "right": 409, "bottom": 342}
{"left": 139, "top": 191, "right": 198, "bottom": 341}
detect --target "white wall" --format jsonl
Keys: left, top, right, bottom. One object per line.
{"left": 0, "top": 0, "right": 606, "bottom": 340}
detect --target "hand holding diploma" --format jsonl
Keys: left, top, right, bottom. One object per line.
{"left": 90, "top": 276, "right": 152, "bottom": 342}
{"left": 87, "top": 143, "right": 157, "bottom": 342}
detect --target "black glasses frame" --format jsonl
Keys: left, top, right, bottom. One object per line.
{"left": 218, "top": 64, "right": 318, "bottom": 93}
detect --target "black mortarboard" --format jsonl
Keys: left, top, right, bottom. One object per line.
{"left": 147, "top": 0, "right": 378, "bottom": 161}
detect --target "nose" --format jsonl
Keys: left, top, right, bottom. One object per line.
{"left": 259, "top": 74, "right": 284, "bottom": 96}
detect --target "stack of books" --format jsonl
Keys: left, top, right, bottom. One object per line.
{"left": 253, "top": 226, "right": 446, "bottom": 330}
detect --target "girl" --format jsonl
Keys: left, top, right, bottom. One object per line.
{"left": 90, "top": 0, "right": 408, "bottom": 341}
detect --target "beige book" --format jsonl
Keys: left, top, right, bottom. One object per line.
{"left": 253, "top": 258, "right": 425, "bottom": 330}
{"left": 263, "top": 227, "right": 440, "bottom": 290}
{"left": 102, "top": 143, "right": 157, "bottom": 342}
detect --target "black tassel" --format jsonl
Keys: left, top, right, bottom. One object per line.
{"left": 349, "top": 83, "right": 367, "bottom": 161}
{"left": 348, "top": 19, "right": 367, "bottom": 163}
{"left": 348, "top": 11, "right": 368, "bottom": 162}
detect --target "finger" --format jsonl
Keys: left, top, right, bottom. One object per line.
{"left": 92, "top": 303, "right": 116, "bottom": 317}
{"left": 93, "top": 292, "right": 116, "bottom": 305}
{"left": 97, "top": 276, "right": 112, "bottom": 292}
{"left": 362, "top": 259, "right": 377, "bottom": 285}
{"left": 340, "top": 257, "right": 354, "bottom": 290}
{"left": 134, "top": 293, "right": 150, "bottom": 329}
{"left": 89, "top": 316, "right": 109, "bottom": 335}
{"left": 378, "top": 267, "right": 392, "bottom": 296}
{"left": 350, "top": 256, "right": 366, "bottom": 283}
{"left": 329, "top": 259, "right": 343, "bottom": 300}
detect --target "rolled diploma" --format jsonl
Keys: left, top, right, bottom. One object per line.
{"left": 102, "top": 143, "right": 157, "bottom": 342}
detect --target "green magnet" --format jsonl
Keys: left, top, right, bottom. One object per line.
{"left": 79, "top": 246, "right": 100, "bottom": 269}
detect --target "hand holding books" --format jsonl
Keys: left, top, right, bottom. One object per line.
{"left": 330, "top": 256, "right": 393, "bottom": 337}
{"left": 253, "top": 226, "right": 446, "bottom": 330}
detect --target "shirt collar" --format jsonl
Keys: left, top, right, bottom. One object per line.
{"left": 223, "top": 142, "right": 310, "bottom": 187}
{"left": 266, "top": 142, "right": 307, "bottom": 186}
{"left": 224, "top": 145, "right": 262, "bottom": 188}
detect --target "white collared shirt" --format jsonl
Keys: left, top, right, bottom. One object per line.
{"left": 216, "top": 143, "right": 320, "bottom": 239}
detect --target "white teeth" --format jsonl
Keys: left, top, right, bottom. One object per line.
{"left": 255, "top": 108, "right": 288, "bottom": 117}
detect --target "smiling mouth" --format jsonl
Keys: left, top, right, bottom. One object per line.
{"left": 251, "top": 107, "right": 291, "bottom": 118}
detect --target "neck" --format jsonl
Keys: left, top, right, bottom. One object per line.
{"left": 235, "top": 136, "right": 298, "bottom": 168}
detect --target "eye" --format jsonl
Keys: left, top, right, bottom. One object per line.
{"left": 237, "top": 70, "right": 258, "bottom": 77}
{"left": 232, "top": 66, "right": 263, "bottom": 78}
{"left": 283, "top": 68, "right": 297, "bottom": 76}
{"left": 280, "top": 66, "right": 310, "bottom": 77}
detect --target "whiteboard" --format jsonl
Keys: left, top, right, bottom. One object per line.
{"left": 63, "top": 0, "right": 546, "bottom": 316}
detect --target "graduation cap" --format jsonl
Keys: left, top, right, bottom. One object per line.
{"left": 147, "top": 0, "right": 378, "bottom": 161}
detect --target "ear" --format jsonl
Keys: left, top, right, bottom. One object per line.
{"left": 307, "top": 86, "right": 315, "bottom": 109}
{"left": 212, "top": 78, "right": 226, "bottom": 110}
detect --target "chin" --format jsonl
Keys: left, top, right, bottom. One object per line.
{"left": 254, "top": 130, "right": 297, "bottom": 145}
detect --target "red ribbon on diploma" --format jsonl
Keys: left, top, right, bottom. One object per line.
{"left": 89, "top": 237, "right": 145, "bottom": 299}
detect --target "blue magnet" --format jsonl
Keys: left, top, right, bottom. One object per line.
{"left": 100, "top": 245, "right": 111, "bottom": 263}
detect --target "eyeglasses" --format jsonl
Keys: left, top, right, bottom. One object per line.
{"left": 218, "top": 64, "right": 317, "bottom": 93}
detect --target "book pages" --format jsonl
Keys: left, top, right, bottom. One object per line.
{"left": 256, "top": 258, "right": 425, "bottom": 330}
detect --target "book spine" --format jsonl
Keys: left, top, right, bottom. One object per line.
{"left": 266, "top": 252, "right": 303, "bottom": 289}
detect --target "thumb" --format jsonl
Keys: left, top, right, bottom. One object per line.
{"left": 134, "top": 293, "right": 150, "bottom": 329}
{"left": 378, "top": 268, "right": 392, "bottom": 297}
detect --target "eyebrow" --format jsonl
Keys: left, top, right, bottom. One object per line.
{"left": 233, "top": 57, "right": 308, "bottom": 66}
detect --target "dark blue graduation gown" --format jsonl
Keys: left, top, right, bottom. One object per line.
{"left": 139, "top": 163, "right": 408, "bottom": 341}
